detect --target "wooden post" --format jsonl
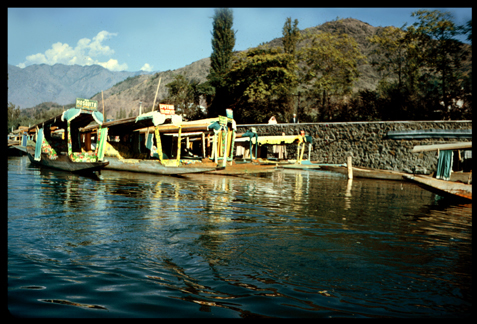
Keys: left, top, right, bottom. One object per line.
{"left": 202, "top": 132, "right": 206, "bottom": 158}
{"left": 84, "top": 132, "right": 92, "bottom": 152}
{"left": 347, "top": 156, "right": 353, "bottom": 179}
{"left": 102, "top": 90, "right": 105, "bottom": 118}
{"left": 152, "top": 77, "right": 162, "bottom": 112}
{"left": 222, "top": 127, "right": 228, "bottom": 167}
{"left": 176, "top": 126, "right": 182, "bottom": 163}
{"left": 299, "top": 143, "right": 305, "bottom": 163}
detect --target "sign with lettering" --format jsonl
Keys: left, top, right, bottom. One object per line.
{"left": 76, "top": 98, "right": 98, "bottom": 111}
{"left": 218, "top": 115, "right": 228, "bottom": 126}
{"left": 159, "top": 104, "right": 175, "bottom": 115}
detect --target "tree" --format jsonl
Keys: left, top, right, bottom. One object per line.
{"left": 224, "top": 47, "right": 298, "bottom": 123}
{"left": 165, "top": 75, "right": 206, "bottom": 120}
{"left": 368, "top": 26, "right": 421, "bottom": 91}
{"left": 301, "top": 31, "right": 366, "bottom": 121}
{"left": 282, "top": 17, "right": 300, "bottom": 56}
{"left": 281, "top": 17, "right": 301, "bottom": 120}
{"left": 408, "top": 10, "right": 466, "bottom": 118}
{"left": 8, "top": 102, "right": 21, "bottom": 133}
{"left": 207, "top": 8, "right": 236, "bottom": 117}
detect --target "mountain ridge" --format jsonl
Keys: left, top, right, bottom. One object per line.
{"left": 8, "top": 63, "right": 154, "bottom": 109}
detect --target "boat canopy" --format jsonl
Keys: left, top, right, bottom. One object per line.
{"left": 28, "top": 108, "right": 104, "bottom": 133}
{"left": 82, "top": 111, "right": 178, "bottom": 136}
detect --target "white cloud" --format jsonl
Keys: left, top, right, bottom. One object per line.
{"left": 98, "top": 59, "right": 128, "bottom": 72}
{"left": 140, "top": 63, "right": 153, "bottom": 72}
{"left": 17, "top": 30, "right": 127, "bottom": 71}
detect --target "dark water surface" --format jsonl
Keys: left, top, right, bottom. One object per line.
{"left": 8, "top": 156, "right": 472, "bottom": 318}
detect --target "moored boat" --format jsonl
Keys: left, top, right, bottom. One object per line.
{"left": 319, "top": 165, "right": 410, "bottom": 181}
{"left": 25, "top": 99, "right": 109, "bottom": 174}
{"left": 137, "top": 114, "right": 278, "bottom": 176}
{"left": 403, "top": 142, "right": 472, "bottom": 200}
{"left": 81, "top": 109, "right": 221, "bottom": 176}
{"left": 402, "top": 174, "right": 472, "bottom": 201}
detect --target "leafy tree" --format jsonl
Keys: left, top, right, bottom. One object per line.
{"left": 207, "top": 8, "right": 236, "bottom": 117}
{"left": 301, "top": 31, "right": 366, "bottom": 121}
{"left": 165, "top": 75, "right": 206, "bottom": 120}
{"left": 368, "top": 26, "right": 423, "bottom": 92}
{"left": 408, "top": 10, "right": 466, "bottom": 118}
{"left": 7, "top": 102, "right": 21, "bottom": 133}
{"left": 225, "top": 47, "right": 298, "bottom": 123}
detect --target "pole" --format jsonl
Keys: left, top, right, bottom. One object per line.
{"left": 152, "top": 77, "right": 162, "bottom": 112}
{"left": 102, "top": 91, "right": 105, "bottom": 118}
{"left": 347, "top": 156, "right": 353, "bottom": 179}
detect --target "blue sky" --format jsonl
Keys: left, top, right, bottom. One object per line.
{"left": 8, "top": 7, "right": 472, "bottom": 73}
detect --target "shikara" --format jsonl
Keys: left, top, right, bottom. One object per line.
{"left": 25, "top": 105, "right": 109, "bottom": 174}
{"left": 81, "top": 111, "right": 221, "bottom": 176}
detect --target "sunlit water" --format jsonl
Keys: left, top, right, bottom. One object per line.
{"left": 8, "top": 156, "right": 472, "bottom": 318}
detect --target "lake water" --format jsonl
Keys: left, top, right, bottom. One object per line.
{"left": 8, "top": 155, "right": 472, "bottom": 318}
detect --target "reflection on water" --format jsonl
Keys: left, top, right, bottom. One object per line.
{"left": 8, "top": 156, "right": 471, "bottom": 318}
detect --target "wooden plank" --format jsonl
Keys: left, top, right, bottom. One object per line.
{"left": 403, "top": 174, "right": 472, "bottom": 200}
{"left": 412, "top": 142, "right": 472, "bottom": 152}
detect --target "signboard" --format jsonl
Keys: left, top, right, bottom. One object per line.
{"left": 76, "top": 98, "right": 98, "bottom": 111}
{"left": 218, "top": 115, "right": 228, "bottom": 126}
{"left": 159, "top": 104, "right": 175, "bottom": 115}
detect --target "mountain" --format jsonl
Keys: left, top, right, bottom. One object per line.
{"left": 7, "top": 63, "right": 152, "bottom": 109}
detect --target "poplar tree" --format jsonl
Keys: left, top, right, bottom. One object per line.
{"left": 207, "top": 8, "right": 236, "bottom": 117}
{"left": 282, "top": 17, "right": 300, "bottom": 55}
{"left": 281, "top": 17, "right": 301, "bottom": 120}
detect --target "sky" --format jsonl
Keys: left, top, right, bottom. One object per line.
{"left": 8, "top": 7, "right": 472, "bottom": 73}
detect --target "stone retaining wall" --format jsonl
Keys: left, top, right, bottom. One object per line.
{"left": 236, "top": 120, "right": 472, "bottom": 174}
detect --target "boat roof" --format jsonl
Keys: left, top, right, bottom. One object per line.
{"left": 81, "top": 111, "right": 180, "bottom": 136}
{"left": 136, "top": 116, "right": 235, "bottom": 135}
{"left": 235, "top": 135, "right": 302, "bottom": 145}
{"left": 28, "top": 108, "right": 103, "bottom": 134}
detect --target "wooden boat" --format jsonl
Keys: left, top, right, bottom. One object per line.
{"left": 280, "top": 160, "right": 322, "bottom": 169}
{"left": 403, "top": 142, "right": 472, "bottom": 200}
{"left": 402, "top": 174, "right": 472, "bottom": 201}
{"left": 81, "top": 110, "right": 221, "bottom": 175}
{"left": 8, "top": 126, "right": 30, "bottom": 156}
{"left": 25, "top": 102, "right": 109, "bottom": 174}
{"left": 319, "top": 164, "right": 410, "bottom": 181}
{"left": 133, "top": 115, "right": 278, "bottom": 176}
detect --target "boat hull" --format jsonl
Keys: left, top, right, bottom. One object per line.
{"left": 208, "top": 163, "right": 277, "bottom": 175}
{"left": 403, "top": 174, "right": 472, "bottom": 201}
{"left": 319, "top": 165, "right": 409, "bottom": 181}
{"left": 26, "top": 147, "right": 109, "bottom": 172}
{"left": 105, "top": 156, "right": 219, "bottom": 175}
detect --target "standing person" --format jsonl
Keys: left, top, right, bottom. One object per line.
{"left": 268, "top": 116, "right": 278, "bottom": 157}
{"left": 292, "top": 114, "right": 298, "bottom": 123}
